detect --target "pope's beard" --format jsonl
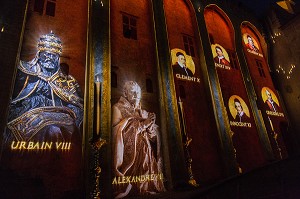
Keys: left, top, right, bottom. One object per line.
{"left": 39, "top": 59, "right": 59, "bottom": 71}
{"left": 128, "top": 99, "right": 141, "bottom": 110}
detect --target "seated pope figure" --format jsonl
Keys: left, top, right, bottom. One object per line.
{"left": 5, "top": 32, "right": 83, "bottom": 144}
{"left": 112, "top": 81, "right": 165, "bottom": 198}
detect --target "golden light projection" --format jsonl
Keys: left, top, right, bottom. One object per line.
{"left": 112, "top": 173, "right": 164, "bottom": 185}
{"left": 228, "top": 95, "right": 252, "bottom": 127}
{"left": 277, "top": 0, "right": 296, "bottom": 14}
{"left": 11, "top": 141, "right": 71, "bottom": 150}
{"left": 228, "top": 95, "right": 250, "bottom": 119}
{"left": 271, "top": 32, "right": 281, "bottom": 43}
{"left": 242, "top": 33, "right": 260, "bottom": 51}
{"left": 242, "top": 33, "right": 263, "bottom": 57}
{"left": 276, "top": 64, "right": 296, "bottom": 79}
{"left": 261, "top": 87, "right": 284, "bottom": 117}
{"left": 261, "top": 87, "right": 280, "bottom": 107}
{"left": 211, "top": 44, "right": 231, "bottom": 70}
{"left": 171, "top": 48, "right": 195, "bottom": 74}
{"left": 5, "top": 32, "right": 84, "bottom": 152}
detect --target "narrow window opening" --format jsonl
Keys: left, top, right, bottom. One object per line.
{"left": 255, "top": 59, "right": 266, "bottom": 77}
{"left": 146, "top": 78, "right": 153, "bottom": 93}
{"left": 122, "top": 14, "right": 137, "bottom": 40}
{"left": 183, "top": 34, "right": 195, "bottom": 57}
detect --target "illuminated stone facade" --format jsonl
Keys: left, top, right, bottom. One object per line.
{"left": 0, "top": 0, "right": 300, "bottom": 198}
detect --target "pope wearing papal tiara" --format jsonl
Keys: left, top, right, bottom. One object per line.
{"left": 4, "top": 32, "right": 83, "bottom": 143}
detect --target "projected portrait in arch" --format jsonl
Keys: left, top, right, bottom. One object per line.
{"left": 241, "top": 23, "right": 288, "bottom": 160}
{"left": 5, "top": 32, "right": 83, "bottom": 150}
{"left": 228, "top": 95, "right": 251, "bottom": 123}
{"left": 170, "top": 49, "right": 200, "bottom": 83}
{"left": 242, "top": 33, "right": 263, "bottom": 57}
{"left": 1, "top": 30, "right": 86, "bottom": 199}
{"left": 111, "top": 81, "right": 165, "bottom": 198}
{"left": 261, "top": 87, "right": 281, "bottom": 113}
{"left": 5, "top": 32, "right": 83, "bottom": 145}
{"left": 211, "top": 44, "right": 231, "bottom": 70}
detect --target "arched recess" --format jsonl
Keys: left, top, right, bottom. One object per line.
{"left": 1, "top": 0, "right": 89, "bottom": 198}
{"left": 204, "top": 5, "right": 267, "bottom": 173}
{"left": 241, "top": 22, "right": 268, "bottom": 58}
{"left": 241, "top": 22, "right": 289, "bottom": 160}
{"left": 204, "top": 5, "right": 235, "bottom": 51}
{"left": 110, "top": 0, "right": 166, "bottom": 198}
{"left": 164, "top": 0, "right": 224, "bottom": 184}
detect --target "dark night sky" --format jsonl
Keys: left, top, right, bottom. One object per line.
{"left": 239, "top": 0, "right": 300, "bottom": 16}
{"left": 239, "top": 0, "right": 276, "bottom": 16}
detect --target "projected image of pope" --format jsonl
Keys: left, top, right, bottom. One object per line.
{"left": 172, "top": 52, "right": 193, "bottom": 76}
{"left": 213, "top": 46, "right": 230, "bottom": 66}
{"left": 233, "top": 98, "right": 250, "bottom": 122}
{"left": 246, "top": 35, "right": 259, "bottom": 52}
{"left": 112, "top": 81, "right": 165, "bottom": 198}
{"left": 264, "top": 89, "right": 280, "bottom": 112}
{"left": 5, "top": 32, "right": 83, "bottom": 143}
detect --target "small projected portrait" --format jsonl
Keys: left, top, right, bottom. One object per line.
{"left": 171, "top": 48, "right": 195, "bottom": 77}
{"left": 211, "top": 44, "right": 231, "bottom": 70}
{"left": 243, "top": 34, "right": 259, "bottom": 52}
{"left": 261, "top": 87, "right": 280, "bottom": 112}
{"left": 228, "top": 95, "right": 250, "bottom": 123}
